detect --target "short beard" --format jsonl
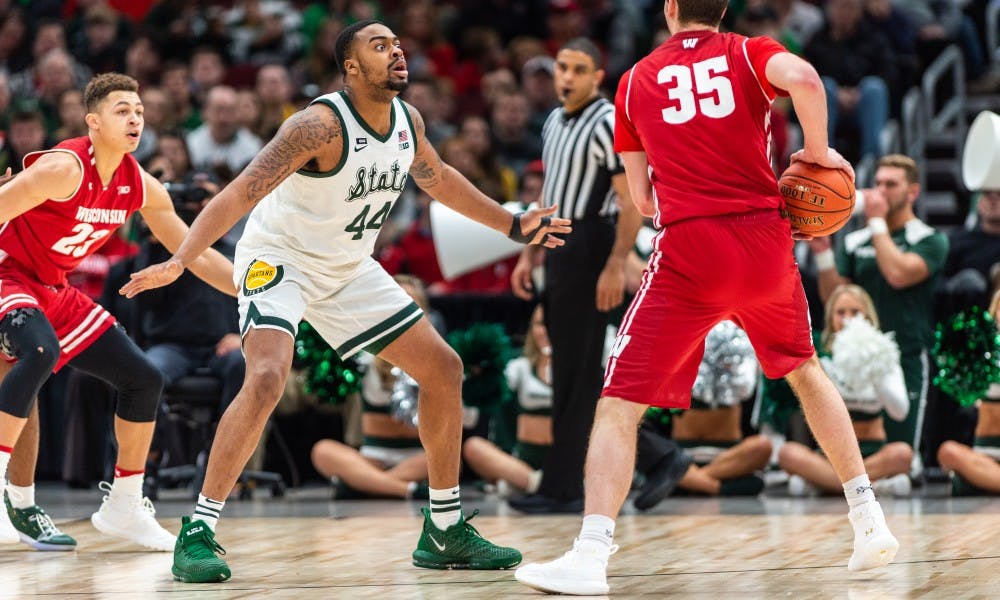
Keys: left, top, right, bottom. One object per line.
{"left": 359, "top": 63, "right": 407, "bottom": 97}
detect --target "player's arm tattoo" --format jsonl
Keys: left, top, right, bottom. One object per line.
{"left": 241, "top": 107, "right": 342, "bottom": 203}
{"left": 403, "top": 102, "right": 444, "bottom": 189}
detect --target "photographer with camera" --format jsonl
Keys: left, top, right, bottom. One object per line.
{"left": 136, "top": 171, "right": 245, "bottom": 450}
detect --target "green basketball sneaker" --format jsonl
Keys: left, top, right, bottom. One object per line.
{"left": 4, "top": 495, "right": 77, "bottom": 551}
{"left": 412, "top": 507, "right": 522, "bottom": 570}
{"left": 172, "top": 517, "right": 231, "bottom": 583}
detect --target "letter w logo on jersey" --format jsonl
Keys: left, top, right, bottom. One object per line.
{"left": 682, "top": 38, "right": 698, "bottom": 49}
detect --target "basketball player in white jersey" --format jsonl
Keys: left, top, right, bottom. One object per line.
{"left": 122, "top": 20, "right": 570, "bottom": 583}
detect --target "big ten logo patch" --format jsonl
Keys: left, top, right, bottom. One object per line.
{"left": 242, "top": 259, "right": 283, "bottom": 296}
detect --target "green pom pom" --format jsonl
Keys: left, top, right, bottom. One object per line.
{"left": 293, "top": 321, "right": 363, "bottom": 405}
{"left": 932, "top": 308, "right": 1000, "bottom": 407}
{"left": 643, "top": 407, "right": 685, "bottom": 427}
{"left": 645, "top": 407, "right": 673, "bottom": 427}
{"left": 447, "top": 323, "right": 514, "bottom": 410}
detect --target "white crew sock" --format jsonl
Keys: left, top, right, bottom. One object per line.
{"left": 429, "top": 486, "right": 462, "bottom": 530}
{"left": 843, "top": 473, "right": 875, "bottom": 508}
{"left": 7, "top": 483, "right": 34, "bottom": 509}
{"left": 578, "top": 514, "right": 616, "bottom": 553}
{"left": 193, "top": 494, "right": 226, "bottom": 531}
{"left": 110, "top": 473, "right": 144, "bottom": 499}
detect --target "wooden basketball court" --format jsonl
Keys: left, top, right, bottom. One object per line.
{"left": 3, "top": 498, "right": 997, "bottom": 598}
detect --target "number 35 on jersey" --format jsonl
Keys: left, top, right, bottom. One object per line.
{"left": 658, "top": 55, "right": 735, "bottom": 124}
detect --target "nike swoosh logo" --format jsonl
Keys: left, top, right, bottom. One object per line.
{"left": 354, "top": 145, "right": 368, "bottom": 152}
{"left": 428, "top": 534, "right": 446, "bottom": 551}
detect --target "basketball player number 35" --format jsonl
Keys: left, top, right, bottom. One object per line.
{"left": 658, "top": 56, "right": 735, "bottom": 124}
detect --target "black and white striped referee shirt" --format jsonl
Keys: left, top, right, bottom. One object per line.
{"left": 540, "top": 96, "right": 623, "bottom": 221}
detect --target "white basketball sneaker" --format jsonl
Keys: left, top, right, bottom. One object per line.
{"left": 847, "top": 500, "right": 899, "bottom": 571}
{"left": 515, "top": 539, "right": 618, "bottom": 595}
{"left": 0, "top": 500, "right": 17, "bottom": 543}
{"left": 90, "top": 482, "right": 175, "bottom": 551}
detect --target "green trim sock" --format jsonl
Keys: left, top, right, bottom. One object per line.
{"left": 193, "top": 494, "right": 225, "bottom": 531}
{"left": 843, "top": 474, "right": 875, "bottom": 508}
{"left": 428, "top": 486, "right": 461, "bottom": 529}
{"left": 7, "top": 483, "right": 34, "bottom": 509}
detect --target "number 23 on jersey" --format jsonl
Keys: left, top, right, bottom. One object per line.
{"left": 51, "top": 222, "right": 111, "bottom": 257}
{"left": 658, "top": 55, "right": 736, "bottom": 124}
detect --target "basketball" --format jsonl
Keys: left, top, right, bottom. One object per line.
{"left": 778, "top": 161, "right": 855, "bottom": 237}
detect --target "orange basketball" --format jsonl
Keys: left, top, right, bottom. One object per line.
{"left": 778, "top": 161, "right": 855, "bottom": 237}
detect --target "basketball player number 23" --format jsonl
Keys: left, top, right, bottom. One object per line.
{"left": 658, "top": 56, "right": 735, "bottom": 124}
{"left": 51, "top": 222, "right": 111, "bottom": 257}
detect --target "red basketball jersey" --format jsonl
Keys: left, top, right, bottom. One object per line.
{"left": 615, "top": 31, "right": 787, "bottom": 227}
{"left": 0, "top": 136, "right": 146, "bottom": 286}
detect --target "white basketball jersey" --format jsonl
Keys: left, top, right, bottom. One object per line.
{"left": 236, "top": 91, "right": 416, "bottom": 276}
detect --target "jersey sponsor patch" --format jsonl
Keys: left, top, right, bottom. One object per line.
{"left": 242, "top": 259, "right": 283, "bottom": 296}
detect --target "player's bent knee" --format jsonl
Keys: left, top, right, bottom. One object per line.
{"left": 412, "top": 345, "right": 463, "bottom": 392}
{"left": 0, "top": 309, "right": 61, "bottom": 417}
{"left": 438, "top": 346, "right": 464, "bottom": 385}
{"left": 245, "top": 363, "right": 289, "bottom": 402}
{"left": 115, "top": 362, "right": 165, "bottom": 422}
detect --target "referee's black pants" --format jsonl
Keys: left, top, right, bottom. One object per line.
{"left": 539, "top": 219, "right": 615, "bottom": 501}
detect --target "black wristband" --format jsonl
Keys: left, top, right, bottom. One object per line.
{"left": 508, "top": 212, "right": 551, "bottom": 244}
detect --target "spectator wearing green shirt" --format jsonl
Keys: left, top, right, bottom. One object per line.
{"left": 809, "top": 154, "right": 949, "bottom": 478}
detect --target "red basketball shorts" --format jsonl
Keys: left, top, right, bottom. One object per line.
{"left": 0, "top": 260, "right": 115, "bottom": 371}
{"left": 603, "top": 210, "right": 814, "bottom": 408}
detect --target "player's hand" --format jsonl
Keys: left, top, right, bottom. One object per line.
{"left": 511, "top": 251, "right": 535, "bottom": 300}
{"left": 790, "top": 147, "right": 855, "bottom": 183}
{"left": 791, "top": 231, "right": 814, "bottom": 241}
{"left": 862, "top": 188, "right": 889, "bottom": 219}
{"left": 595, "top": 257, "right": 625, "bottom": 312}
{"left": 119, "top": 257, "right": 184, "bottom": 298}
{"left": 0, "top": 168, "right": 13, "bottom": 187}
{"left": 509, "top": 205, "right": 572, "bottom": 248}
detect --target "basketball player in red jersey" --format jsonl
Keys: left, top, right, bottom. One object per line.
{"left": 516, "top": 1, "right": 899, "bottom": 594}
{"left": 0, "top": 73, "right": 236, "bottom": 551}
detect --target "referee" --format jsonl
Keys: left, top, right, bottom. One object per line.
{"left": 510, "top": 38, "right": 643, "bottom": 513}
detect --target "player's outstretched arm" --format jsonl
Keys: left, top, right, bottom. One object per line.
{"left": 403, "top": 102, "right": 571, "bottom": 248}
{"left": 131, "top": 172, "right": 237, "bottom": 297}
{"left": 120, "top": 104, "right": 343, "bottom": 297}
{"left": 0, "top": 153, "right": 81, "bottom": 223}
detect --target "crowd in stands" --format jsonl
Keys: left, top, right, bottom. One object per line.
{"left": 2, "top": 0, "right": 998, "bottom": 502}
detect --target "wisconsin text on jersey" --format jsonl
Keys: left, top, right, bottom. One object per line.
{"left": 346, "top": 161, "right": 407, "bottom": 203}
{"left": 74, "top": 206, "right": 128, "bottom": 224}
